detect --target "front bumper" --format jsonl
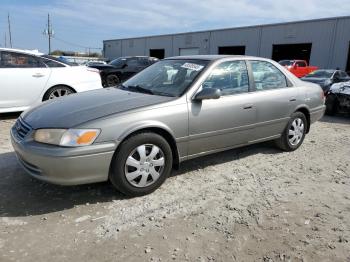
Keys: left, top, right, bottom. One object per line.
{"left": 11, "top": 128, "right": 118, "bottom": 186}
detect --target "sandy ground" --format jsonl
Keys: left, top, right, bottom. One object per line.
{"left": 0, "top": 113, "right": 349, "bottom": 262}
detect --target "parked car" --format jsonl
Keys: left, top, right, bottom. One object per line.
{"left": 88, "top": 56, "right": 159, "bottom": 87}
{"left": 325, "top": 81, "right": 350, "bottom": 115}
{"left": 11, "top": 55, "right": 325, "bottom": 196}
{"left": 301, "top": 69, "right": 350, "bottom": 93}
{"left": 279, "top": 60, "right": 318, "bottom": 78}
{"left": 0, "top": 48, "right": 103, "bottom": 113}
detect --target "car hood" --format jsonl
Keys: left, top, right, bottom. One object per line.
{"left": 22, "top": 88, "right": 175, "bottom": 129}
{"left": 88, "top": 64, "right": 116, "bottom": 70}
{"left": 330, "top": 81, "right": 350, "bottom": 95}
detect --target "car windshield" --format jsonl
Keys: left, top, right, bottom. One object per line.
{"left": 120, "top": 59, "right": 209, "bottom": 97}
{"left": 279, "top": 60, "right": 294, "bottom": 66}
{"left": 305, "top": 70, "right": 334, "bottom": 78}
{"left": 109, "top": 57, "right": 127, "bottom": 67}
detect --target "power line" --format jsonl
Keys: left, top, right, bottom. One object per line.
{"left": 52, "top": 35, "right": 101, "bottom": 50}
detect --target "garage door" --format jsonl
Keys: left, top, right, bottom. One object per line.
{"left": 179, "top": 48, "right": 200, "bottom": 56}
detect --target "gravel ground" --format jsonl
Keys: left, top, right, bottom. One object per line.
{"left": 0, "top": 113, "right": 349, "bottom": 262}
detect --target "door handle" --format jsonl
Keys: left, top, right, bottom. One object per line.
{"left": 289, "top": 97, "right": 296, "bottom": 102}
{"left": 243, "top": 104, "right": 253, "bottom": 109}
{"left": 32, "top": 73, "right": 45, "bottom": 78}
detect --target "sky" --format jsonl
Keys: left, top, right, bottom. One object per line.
{"left": 0, "top": 0, "right": 349, "bottom": 54}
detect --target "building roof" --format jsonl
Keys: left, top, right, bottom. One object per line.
{"left": 104, "top": 15, "right": 350, "bottom": 42}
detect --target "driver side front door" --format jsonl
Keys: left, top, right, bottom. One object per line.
{"left": 187, "top": 60, "right": 256, "bottom": 157}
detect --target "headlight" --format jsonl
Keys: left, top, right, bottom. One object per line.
{"left": 34, "top": 129, "right": 100, "bottom": 147}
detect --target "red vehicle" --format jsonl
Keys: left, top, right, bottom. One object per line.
{"left": 279, "top": 60, "right": 318, "bottom": 78}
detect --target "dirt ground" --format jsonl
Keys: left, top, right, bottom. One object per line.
{"left": 0, "top": 113, "right": 349, "bottom": 262}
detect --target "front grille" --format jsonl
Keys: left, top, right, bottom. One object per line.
{"left": 14, "top": 118, "right": 32, "bottom": 140}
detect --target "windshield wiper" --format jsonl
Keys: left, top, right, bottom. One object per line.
{"left": 152, "top": 91, "right": 176, "bottom": 97}
{"left": 122, "top": 85, "right": 154, "bottom": 95}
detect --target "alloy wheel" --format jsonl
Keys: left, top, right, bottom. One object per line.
{"left": 48, "top": 88, "right": 73, "bottom": 99}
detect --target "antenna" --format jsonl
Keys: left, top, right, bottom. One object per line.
{"left": 7, "top": 13, "right": 13, "bottom": 48}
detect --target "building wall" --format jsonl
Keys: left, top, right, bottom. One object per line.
{"left": 209, "top": 27, "right": 261, "bottom": 56}
{"left": 145, "top": 35, "right": 173, "bottom": 57}
{"left": 332, "top": 18, "right": 350, "bottom": 70}
{"left": 259, "top": 19, "right": 336, "bottom": 68}
{"left": 103, "top": 16, "right": 350, "bottom": 70}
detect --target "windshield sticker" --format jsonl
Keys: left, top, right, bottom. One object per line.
{"left": 181, "top": 63, "right": 204, "bottom": 71}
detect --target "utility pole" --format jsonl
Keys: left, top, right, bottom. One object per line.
{"left": 7, "top": 13, "right": 12, "bottom": 48}
{"left": 44, "top": 13, "right": 54, "bottom": 54}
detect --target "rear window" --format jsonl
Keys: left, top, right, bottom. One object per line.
{"left": 41, "top": 55, "right": 76, "bottom": 66}
{"left": 42, "top": 58, "right": 65, "bottom": 68}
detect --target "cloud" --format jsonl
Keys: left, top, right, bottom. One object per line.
{"left": 2, "top": 0, "right": 349, "bottom": 52}
{"left": 6, "top": 0, "right": 350, "bottom": 33}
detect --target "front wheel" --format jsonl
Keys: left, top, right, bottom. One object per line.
{"left": 325, "top": 95, "right": 338, "bottom": 115}
{"left": 109, "top": 133, "right": 173, "bottom": 196}
{"left": 105, "top": 74, "right": 120, "bottom": 87}
{"left": 275, "top": 112, "right": 307, "bottom": 152}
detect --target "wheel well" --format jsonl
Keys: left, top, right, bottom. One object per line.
{"left": 295, "top": 107, "right": 310, "bottom": 133}
{"left": 119, "top": 127, "right": 180, "bottom": 169}
{"left": 42, "top": 85, "right": 76, "bottom": 101}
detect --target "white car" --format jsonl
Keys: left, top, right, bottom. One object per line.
{"left": 0, "top": 48, "right": 103, "bottom": 113}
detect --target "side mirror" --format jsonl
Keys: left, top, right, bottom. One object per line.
{"left": 293, "top": 64, "right": 298, "bottom": 69}
{"left": 194, "top": 88, "right": 221, "bottom": 101}
{"left": 122, "top": 64, "right": 128, "bottom": 69}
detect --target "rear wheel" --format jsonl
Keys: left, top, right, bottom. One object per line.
{"left": 43, "top": 85, "right": 74, "bottom": 101}
{"left": 106, "top": 74, "right": 120, "bottom": 87}
{"left": 275, "top": 112, "right": 307, "bottom": 151}
{"left": 109, "top": 133, "right": 173, "bottom": 196}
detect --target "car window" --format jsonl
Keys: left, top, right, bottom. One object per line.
{"left": 0, "top": 51, "right": 45, "bottom": 68}
{"left": 42, "top": 58, "right": 65, "bottom": 68}
{"left": 250, "top": 61, "right": 287, "bottom": 91}
{"left": 340, "top": 71, "right": 349, "bottom": 78}
{"left": 109, "top": 58, "right": 127, "bottom": 67}
{"left": 296, "top": 61, "right": 306, "bottom": 67}
{"left": 138, "top": 58, "right": 150, "bottom": 66}
{"left": 333, "top": 71, "right": 341, "bottom": 79}
{"left": 126, "top": 58, "right": 139, "bottom": 67}
{"left": 202, "top": 61, "right": 249, "bottom": 96}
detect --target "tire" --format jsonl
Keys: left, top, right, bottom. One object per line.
{"left": 275, "top": 112, "right": 307, "bottom": 152}
{"left": 43, "top": 85, "right": 74, "bottom": 101}
{"left": 109, "top": 132, "right": 173, "bottom": 196}
{"left": 325, "top": 95, "right": 338, "bottom": 116}
{"left": 106, "top": 74, "right": 120, "bottom": 87}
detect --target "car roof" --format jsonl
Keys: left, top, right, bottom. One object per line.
{"left": 0, "top": 47, "right": 44, "bottom": 56}
{"left": 164, "top": 55, "right": 270, "bottom": 61}
{"left": 115, "top": 56, "right": 158, "bottom": 59}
